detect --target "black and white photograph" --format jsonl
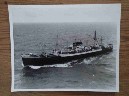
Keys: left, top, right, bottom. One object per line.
{"left": 8, "top": 4, "right": 121, "bottom": 92}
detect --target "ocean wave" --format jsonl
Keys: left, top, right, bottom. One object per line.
{"left": 29, "top": 63, "right": 72, "bottom": 69}
{"left": 83, "top": 57, "right": 97, "bottom": 64}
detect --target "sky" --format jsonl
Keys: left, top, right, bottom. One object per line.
{"left": 8, "top": 4, "right": 121, "bottom": 23}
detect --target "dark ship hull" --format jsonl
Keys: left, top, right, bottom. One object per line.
{"left": 22, "top": 48, "right": 112, "bottom": 67}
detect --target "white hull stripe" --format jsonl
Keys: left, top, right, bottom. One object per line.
{"left": 59, "top": 49, "right": 102, "bottom": 57}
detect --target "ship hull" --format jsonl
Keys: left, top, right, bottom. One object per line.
{"left": 22, "top": 48, "right": 112, "bottom": 67}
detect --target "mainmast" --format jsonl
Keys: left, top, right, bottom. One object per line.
{"left": 94, "top": 30, "right": 97, "bottom": 41}
{"left": 56, "top": 35, "right": 59, "bottom": 50}
{"left": 93, "top": 30, "right": 97, "bottom": 46}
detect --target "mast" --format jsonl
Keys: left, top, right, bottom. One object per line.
{"left": 56, "top": 35, "right": 59, "bottom": 50}
{"left": 94, "top": 30, "right": 97, "bottom": 41}
{"left": 66, "top": 40, "right": 68, "bottom": 51}
{"left": 75, "top": 38, "right": 76, "bottom": 42}
{"left": 40, "top": 43, "right": 47, "bottom": 55}
{"left": 66, "top": 40, "right": 68, "bottom": 48}
{"left": 93, "top": 30, "right": 97, "bottom": 46}
{"left": 86, "top": 40, "right": 88, "bottom": 46}
{"left": 100, "top": 36, "right": 103, "bottom": 45}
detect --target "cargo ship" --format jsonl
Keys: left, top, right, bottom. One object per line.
{"left": 21, "top": 31, "right": 113, "bottom": 67}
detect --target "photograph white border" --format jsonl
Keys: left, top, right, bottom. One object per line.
{"left": 8, "top": 4, "right": 121, "bottom": 92}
